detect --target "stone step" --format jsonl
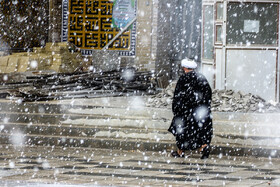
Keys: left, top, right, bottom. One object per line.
{"left": 1, "top": 108, "right": 279, "bottom": 126}
{"left": 1, "top": 97, "right": 280, "bottom": 158}
{"left": 0, "top": 122, "right": 170, "bottom": 138}
{"left": 1, "top": 109, "right": 279, "bottom": 140}
{"left": 213, "top": 112, "right": 280, "bottom": 124}
{"left": 214, "top": 121, "right": 280, "bottom": 137}
{"left": 1, "top": 121, "right": 279, "bottom": 140}
{"left": 2, "top": 99, "right": 280, "bottom": 123}
{"left": 1, "top": 120, "right": 279, "bottom": 154}
{"left": 1, "top": 112, "right": 279, "bottom": 140}
{"left": 0, "top": 112, "right": 166, "bottom": 127}
{"left": 1, "top": 132, "right": 279, "bottom": 158}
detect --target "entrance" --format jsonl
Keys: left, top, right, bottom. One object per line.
{"left": 202, "top": 1, "right": 280, "bottom": 101}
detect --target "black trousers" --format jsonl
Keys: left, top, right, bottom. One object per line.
{"left": 175, "top": 122, "right": 213, "bottom": 151}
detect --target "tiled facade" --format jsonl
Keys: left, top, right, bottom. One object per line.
{"left": 48, "top": 0, "right": 175, "bottom": 76}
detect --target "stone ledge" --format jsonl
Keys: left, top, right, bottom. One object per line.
{"left": 0, "top": 42, "right": 83, "bottom": 74}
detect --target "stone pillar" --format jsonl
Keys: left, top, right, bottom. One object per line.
{"left": 48, "top": 0, "right": 63, "bottom": 43}
{"left": 155, "top": 0, "right": 173, "bottom": 77}
{"left": 135, "top": 0, "right": 173, "bottom": 87}
{"left": 135, "top": 0, "right": 154, "bottom": 71}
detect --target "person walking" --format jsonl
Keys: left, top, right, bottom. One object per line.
{"left": 168, "top": 58, "right": 213, "bottom": 159}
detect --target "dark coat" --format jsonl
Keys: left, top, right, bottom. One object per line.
{"left": 168, "top": 71, "right": 213, "bottom": 150}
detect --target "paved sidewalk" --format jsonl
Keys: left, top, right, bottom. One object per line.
{"left": 1, "top": 96, "right": 280, "bottom": 158}
{"left": 0, "top": 145, "right": 280, "bottom": 186}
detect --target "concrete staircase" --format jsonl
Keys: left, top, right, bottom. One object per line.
{"left": 0, "top": 96, "right": 279, "bottom": 158}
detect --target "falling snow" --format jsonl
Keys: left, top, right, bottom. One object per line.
{"left": 0, "top": 0, "right": 279, "bottom": 186}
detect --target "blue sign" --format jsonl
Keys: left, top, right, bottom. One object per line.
{"left": 112, "top": 0, "right": 136, "bottom": 29}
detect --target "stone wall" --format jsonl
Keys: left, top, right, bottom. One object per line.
{"left": 0, "top": 0, "right": 49, "bottom": 51}
{"left": 134, "top": 0, "right": 154, "bottom": 70}
{"left": 49, "top": 0, "right": 63, "bottom": 43}
{"left": 0, "top": 43, "right": 85, "bottom": 74}
{"left": 170, "top": 0, "right": 202, "bottom": 80}
{"left": 136, "top": 0, "right": 174, "bottom": 86}
{"left": 154, "top": 0, "right": 174, "bottom": 86}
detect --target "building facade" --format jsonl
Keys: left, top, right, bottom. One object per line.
{"left": 1, "top": 0, "right": 279, "bottom": 101}
{"left": 201, "top": 0, "right": 280, "bottom": 102}
{"left": 0, "top": 0, "right": 201, "bottom": 86}
{"left": 57, "top": 0, "right": 201, "bottom": 82}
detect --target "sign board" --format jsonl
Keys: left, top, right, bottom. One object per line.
{"left": 62, "top": 0, "right": 136, "bottom": 56}
{"left": 112, "top": 0, "right": 136, "bottom": 29}
{"left": 244, "top": 20, "right": 260, "bottom": 33}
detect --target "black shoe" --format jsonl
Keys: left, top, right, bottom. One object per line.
{"left": 200, "top": 145, "right": 210, "bottom": 159}
{"left": 171, "top": 151, "right": 185, "bottom": 158}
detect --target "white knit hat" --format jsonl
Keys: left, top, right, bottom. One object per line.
{"left": 181, "top": 59, "right": 197, "bottom": 69}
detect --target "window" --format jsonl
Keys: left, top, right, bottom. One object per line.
{"left": 227, "top": 3, "right": 278, "bottom": 45}
{"left": 203, "top": 5, "right": 214, "bottom": 59}
{"left": 216, "top": 2, "right": 223, "bottom": 20}
{"left": 216, "top": 25, "right": 223, "bottom": 43}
